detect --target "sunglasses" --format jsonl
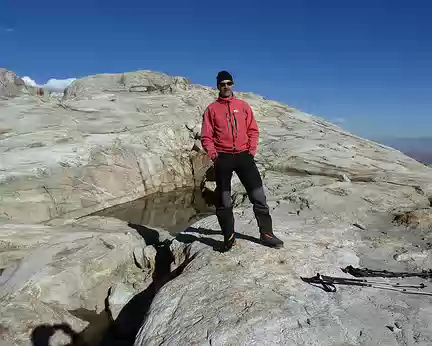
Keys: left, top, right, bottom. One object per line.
{"left": 219, "top": 81, "right": 233, "bottom": 87}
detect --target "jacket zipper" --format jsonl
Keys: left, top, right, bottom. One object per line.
{"left": 227, "top": 103, "right": 236, "bottom": 152}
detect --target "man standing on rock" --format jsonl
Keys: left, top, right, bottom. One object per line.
{"left": 201, "top": 71, "right": 284, "bottom": 251}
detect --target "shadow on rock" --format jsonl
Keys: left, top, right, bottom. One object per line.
{"left": 127, "top": 223, "right": 160, "bottom": 246}
{"left": 98, "top": 239, "right": 197, "bottom": 346}
{"left": 31, "top": 323, "right": 81, "bottom": 346}
{"left": 176, "top": 226, "right": 265, "bottom": 252}
{"left": 29, "top": 223, "right": 198, "bottom": 346}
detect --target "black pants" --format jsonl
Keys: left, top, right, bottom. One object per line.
{"left": 214, "top": 151, "right": 273, "bottom": 239}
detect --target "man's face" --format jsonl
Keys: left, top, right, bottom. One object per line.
{"left": 218, "top": 80, "right": 234, "bottom": 98}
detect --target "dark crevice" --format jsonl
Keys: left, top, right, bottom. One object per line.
{"left": 80, "top": 222, "right": 196, "bottom": 346}
{"left": 127, "top": 223, "right": 161, "bottom": 247}
{"left": 29, "top": 225, "right": 198, "bottom": 346}
{"left": 97, "top": 242, "right": 196, "bottom": 346}
{"left": 68, "top": 308, "right": 111, "bottom": 346}
{"left": 132, "top": 252, "right": 143, "bottom": 269}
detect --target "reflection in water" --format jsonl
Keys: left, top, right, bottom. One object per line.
{"left": 93, "top": 188, "right": 215, "bottom": 235}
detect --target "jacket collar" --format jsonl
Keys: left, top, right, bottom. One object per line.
{"left": 216, "top": 93, "right": 236, "bottom": 104}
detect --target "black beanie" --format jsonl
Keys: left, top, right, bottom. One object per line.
{"left": 216, "top": 71, "right": 233, "bottom": 85}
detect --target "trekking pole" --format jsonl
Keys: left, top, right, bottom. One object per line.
{"left": 367, "top": 284, "right": 432, "bottom": 296}
{"left": 301, "top": 274, "right": 432, "bottom": 296}
{"left": 319, "top": 274, "right": 427, "bottom": 289}
{"left": 342, "top": 265, "right": 432, "bottom": 279}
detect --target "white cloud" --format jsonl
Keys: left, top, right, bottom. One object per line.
{"left": 6, "top": 28, "right": 14, "bottom": 32}
{"left": 21, "top": 76, "right": 76, "bottom": 92}
{"left": 43, "top": 78, "right": 76, "bottom": 92}
{"left": 22, "top": 76, "right": 37, "bottom": 87}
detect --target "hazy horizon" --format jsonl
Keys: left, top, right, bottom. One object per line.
{"left": 373, "top": 136, "right": 432, "bottom": 164}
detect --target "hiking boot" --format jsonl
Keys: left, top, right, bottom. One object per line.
{"left": 260, "top": 231, "right": 284, "bottom": 248}
{"left": 223, "top": 232, "right": 237, "bottom": 252}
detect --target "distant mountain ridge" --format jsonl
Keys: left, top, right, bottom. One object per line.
{"left": 374, "top": 137, "right": 432, "bottom": 165}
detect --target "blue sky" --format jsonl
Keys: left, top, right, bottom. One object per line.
{"left": 1, "top": 0, "right": 431, "bottom": 139}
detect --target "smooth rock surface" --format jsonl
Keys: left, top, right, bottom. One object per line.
{"left": 0, "top": 69, "right": 25, "bottom": 98}
{"left": 0, "top": 216, "right": 149, "bottom": 345}
{"left": 0, "top": 70, "right": 212, "bottom": 223}
{"left": 2, "top": 69, "right": 431, "bottom": 224}
{"left": 63, "top": 70, "right": 190, "bottom": 101}
{"left": 135, "top": 186, "right": 432, "bottom": 345}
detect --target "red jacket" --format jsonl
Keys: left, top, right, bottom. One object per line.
{"left": 201, "top": 95, "right": 259, "bottom": 161}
